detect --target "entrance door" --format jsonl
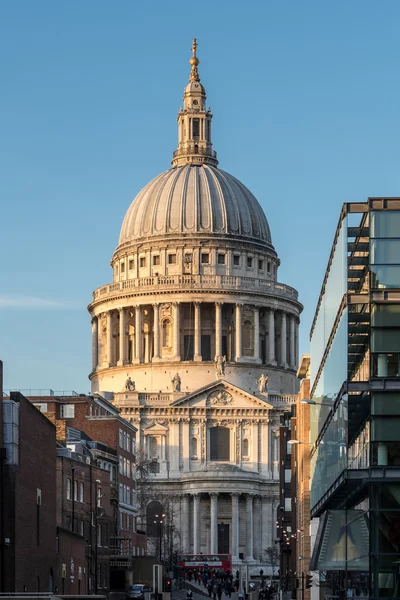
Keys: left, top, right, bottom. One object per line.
{"left": 218, "top": 523, "right": 230, "bottom": 554}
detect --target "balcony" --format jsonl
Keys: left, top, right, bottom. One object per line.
{"left": 92, "top": 274, "right": 299, "bottom": 303}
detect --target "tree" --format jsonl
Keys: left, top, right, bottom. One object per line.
{"left": 264, "top": 546, "right": 280, "bottom": 576}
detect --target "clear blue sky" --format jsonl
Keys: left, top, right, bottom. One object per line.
{"left": 1, "top": 1, "right": 400, "bottom": 392}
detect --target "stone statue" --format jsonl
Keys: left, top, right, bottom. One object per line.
{"left": 215, "top": 355, "right": 226, "bottom": 376}
{"left": 171, "top": 373, "right": 181, "bottom": 392}
{"left": 257, "top": 373, "right": 268, "bottom": 393}
{"left": 125, "top": 376, "right": 135, "bottom": 392}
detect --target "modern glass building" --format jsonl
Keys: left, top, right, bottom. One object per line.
{"left": 310, "top": 199, "right": 400, "bottom": 599}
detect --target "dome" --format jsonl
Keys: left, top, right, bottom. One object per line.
{"left": 118, "top": 164, "right": 272, "bottom": 247}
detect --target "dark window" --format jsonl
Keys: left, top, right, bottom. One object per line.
{"left": 168, "top": 254, "right": 177, "bottom": 265}
{"left": 184, "top": 335, "right": 194, "bottom": 360}
{"left": 140, "top": 257, "right": 146, "bottom": 268}
{"left": 153, "top": 255, "right": 160, "bottom": 266}
{"left": 201, "top": 253, "right": 210, "bottom": 264}
{"left": 258, "top": 259, "right": 264, "bottom": 271}
{"left": 193, "top": 119, "right": 200, "bottom": 138}
{"left": 121, "top": 262, "right": 125, "bottom": 273}
{"left": 233, "top": 255, "right": 240, "bottom": 266}
{"left": 210, "top": 427, "right": 230, "bottom": 461}
{"left": 247, "top": 257, "right": 253, "bottom": 268}
{"left": 201, "top": 335, "right": 211, "bottom": 361}
{"left": 129, "top": 259, "right": 134, "bottom": 270}
{"left": 217, "top": 253, "right": 225, "bottom": 265}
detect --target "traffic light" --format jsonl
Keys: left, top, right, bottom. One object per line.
{"left": 305, "top": 574, "right": 313, "bottom": 589}
{"left": 163, "top": 576, "right": 172, "bottom": 592}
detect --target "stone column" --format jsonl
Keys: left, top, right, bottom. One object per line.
{"left": 210, "top": 492, "right": 219, "bottom": 554}
{"left": 261, "top": 496, "right": 272, "bottom": 555}
{"left": 106, "top": 311, "right": 113, "bottom": 366}
{"left": 118, "top": 308, "right": 127, "bottom": 366}
{"left": 193, "top": 493, "right": 201, "bottom": 553}
{"left": 235, "top": 304, "right": 242, "bottom": 362}
{"left": 194, "top": 302, "right": 202, "bottom": 361}
{"left": 246, "top": 494, "right": 254, "bottom": 561}
{"left": 281, "top": 312, "right": 288, "bottom": 368}
{"left": 215, "top": 302, "right": 223, "bottom": 358}
{"left": 268, "top": 309, "right": 276, "bottom": 365}
{"left": 253, "top": 496, "right": 262, "bottom": 560}
{"left": 173, "top": 302, "right": 181, "bottom": 360}
{"left": 289, "top": 315, "right": 295, "bottom": 369}
{"left": 254, "top": 307, "right": 260, "bottom": 362}
{"left": 91, "top": 317, "right": 98, "bottom": 371}
{"left": 153, "top": 303, "right": 160, "bottom": 360}
{"left": 231, "top": 493, "right": 240, "bottom": 560}
{"left": 134, "top": 306, "right": 142, "bottom": 364}
{"left": 182, "top": 494, "right": 190, "bottom": 552}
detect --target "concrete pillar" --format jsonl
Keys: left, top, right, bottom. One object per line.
{"left": 268, "top": 309, "right": 276, "bottom": 365}
{"left": 231, "top": 493, "right": 240, "bottom": 560}
{"left": 281, "top": 312, "right": 288, "bottom": 368}
{"left": 173, "top": 302, "right": 181, "bottom": 360}
{"left": 193, "top": 493, "right": 200, "bottom": 553}
{"left": 153, "top": 303, "right": 160, "bottom": 360}
{"left": 254, "top": 307, "right": 260, "bottom": 362}
{"left": 246, "top": 494, "right": 254, "bottom": 561}
{"left": 235, "top": 304, "right": 242, "bottom": 362}
{"left": 135, "top": 306, "right": 142, "bottom": 364}
{"left": 210, "top": 492, "right": 219, "bottom": 554}
{"left": 91, "top": 317, "right": 98, "bottom": 371}
{"left": 118, "top": 308, "right": 127, "bottom": 366}
{"left": 182, "top": 495, "right": 190, "bottom": 552}
{"left": 289, "top": 315, "right": 295, "bottom": 369}
{"left": 106, "top": 311, "right": 113, "bottom": 366}
{"left": 194, "top": 302, "right": 202, "bottom": 361}
{"left": 215, "top": 302, "right": 223, "bottom": 359}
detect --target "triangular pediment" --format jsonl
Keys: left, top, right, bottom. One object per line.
{"left": 143, "top": 422, "right": 169, "bottom": 434}
{"left": 170, "top": 380, "right": 273, "bottom": 409}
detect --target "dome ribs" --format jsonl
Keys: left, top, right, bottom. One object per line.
{"left": 180, "top": 165, "right": 193, "bottom": 233}
{"left": 205, "top": 165, "right": 227, "bottom": 233}
{"left": 216, "top": 168, "right": 240, "bottom": 236}
{"left": 198, "top": 164, "right": 211, "bottom": 231}
{"left": 164, "top": 166, "right": 183, "bottom": 235}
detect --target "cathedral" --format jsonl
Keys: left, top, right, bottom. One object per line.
{"left": 88, "top": 40, "right": 302, "bottom": 573}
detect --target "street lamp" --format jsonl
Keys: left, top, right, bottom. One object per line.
{"left": 154, "top": 513, "right": 166, "bottom": 562}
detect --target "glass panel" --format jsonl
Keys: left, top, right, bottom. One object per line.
{"left": 372, "top": 304, "right": 400, "bottom": 327}
{"left": 372, "top": 393, "right": 400, "bottom": 415}
{"left": 370, "top": 265, "right": 400, "bottom": 289}
{"left": 371, "top": 239, "right": 400, "bottom": 264}
{"left": 371, "top": 417, "right": 400, "bottom": 441}
{"left": 372, "top": 353, "right": 400, "bottom": 377}
{"left": 370, "top": 210, "right": 400, "bottom": 238}
{"left": 371, "top": 329, "right": 400, "bottom": 352}
{"left": 371, "top": 442, "right": 400, "bottom": 466}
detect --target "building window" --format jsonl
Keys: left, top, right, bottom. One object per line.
{"left": 247, "top": 257, "right": 253, "bottom": 268}
{"left": 242, "top": 438, "right": 249, "bottom": 457}
{"left": 129, "top": 259, "right": 134, "bottom": 270}
{"left": 217, "top": 253, "right": 226, "bottom": 265}
{"left": 285, "top": 469, "right": 291, "bottom": 483}
{"left": 97, "top": 487, "right": 102, "bottom": 508}
{"left": 123, "top": 457, "right": 127, "bottom": 476}
{"left": 168, "top": 254, "right": 177, "bottom": 265}
{"left": 127, "top": 434, "right": 130, "bottom": 451}
{"left": 97, "top": 524, "right": 102, "bottom": 547}
{"left": 66, "top": 478, "right": 71, "bottom": 500}
{"left": 285, "top": 497, "right": 292, "bottom": 512}
{"left": 132, "top": 439, "right": 136, "bottom": 455}
{"left": 33, "top": 403, "right": 48, "bottom": 413}
{"left": 127, "top": 459, "right": 130, "bottom": 478}
{"left": 243, "top": 320, "right": 254, "bottom": 350}
{"left": 121, "top": 262, "right": 125, "bottom": 273}
{"left": 162, "top": 319, "right": 172, "bottom": 348}
{"left": 201, "top": 253, "right": 210, "bottom": 264}
{"left": 153, "top": 255, "right": 160, "bottom": 266}
{"left": 210, "top": 427, "right": 230, "bottom": 461}
{"left": 191, "top": 437, "right": 198, "bottom": 458}
{"left": 140, "top": 257, "right": 146, "bottom": 268}
{"left": 258, "top": 259, "right": 264, "bottom": 271}
{"left": 60, "top": 404, "right": 75, "bottom": 419}
{"left": 233, "top": 255, "right": 240, "bottom": 266}
{"left": 127, "top": 487, "right": 130, "bottom": 505}
{"left": 79, "top": 482, "right": 84, "bottom": 503}
{"left": 119, "top": 429, "right": 123, "bottom": 448}
{"left": 119, "top": 456, "right": 123, "bottom": 474}
{"left": 73, "top": 480, "right": 78, "bottom": 502}
{"left": 80, "top": 520, "right": 84, "bottom": 536}
{"left": 119, "top": 484, "right": 123, "bottom": 503}
{"left": 267, "top": 261, "right": 271, "bottom": 273}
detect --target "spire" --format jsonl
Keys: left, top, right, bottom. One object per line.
{"left": 172, "top": 39, "right": 218, "bottom": 168}
{"left": 189, "top": 38, "right": 200, "bottom": 82}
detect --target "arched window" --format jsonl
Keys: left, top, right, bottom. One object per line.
{"left": 243, "top": 320, "right": 254, "bottom": 350}
{"left": 242, "top": 438, "right": 249, "bottom": 457}
{"left": 162, "top": 319, "right": 172, "bottom": 348}
{"left": 210, "top": 427, "right": 230, "bottom": 461}
{"left": 146, "top": 500, "right": 164, "bottom": 537}
{"left": 191, "top": 437, "right": 198, "bottom": 458}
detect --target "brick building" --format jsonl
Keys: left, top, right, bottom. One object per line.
{"left": 1, "top": 390, "right": 57, "bottom": 592}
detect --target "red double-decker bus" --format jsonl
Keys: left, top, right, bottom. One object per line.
{"left": 177, "top": 554, "right": 231, "bottom": 573}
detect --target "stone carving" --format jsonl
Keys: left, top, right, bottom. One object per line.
{"left": 214, "top": 355, "right": 226, "bottom": 376}
{"left": 208, "top": 389, "right": 233, "bottom": 406}
{"left": 257, "top": 374, "right": 268, "bottom": 393}
{"left": 171, "top": 373, "right": 181, "bottom": 392}
{"left": 125, "top": 376, "right": 135, "bottom": 392}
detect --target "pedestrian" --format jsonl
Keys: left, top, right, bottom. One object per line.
{"left": 212, "top": 582, "right": 218, "bottom": 600}
{"left": 208, "top": 582, "right": 213, "bottom": 598}
{"left": 217, "top": 582, "right": 222, "bottom": 600}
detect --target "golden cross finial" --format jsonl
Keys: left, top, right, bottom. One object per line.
{"left": 189, "top": 38, "right": 200, "bottom": 82}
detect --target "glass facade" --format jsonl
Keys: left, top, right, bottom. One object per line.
{"left": 370, "top": 211, "right": 400, "bottom": 290}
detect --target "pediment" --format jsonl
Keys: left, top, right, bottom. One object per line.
{"left": 170, "top": 380, "right": 273, "bottom": 409}
{"left": 143, "top": 423, "right": 169, "bottom": 434}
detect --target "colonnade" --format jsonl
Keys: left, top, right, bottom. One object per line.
{"left": 91, "top": 301, "right": 299, "bottom": 371}
{"left": 181, "top": 492, "right": 272, "bottom": 561}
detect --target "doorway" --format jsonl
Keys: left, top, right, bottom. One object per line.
{"left": 218, "top": 523, "right": 230, "bottom": 554}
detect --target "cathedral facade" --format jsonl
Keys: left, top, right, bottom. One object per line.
{"left": 88, "top": 41, "right": 302, "bottom": 572}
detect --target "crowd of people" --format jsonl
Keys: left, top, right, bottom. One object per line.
{"left": 184, "top": 568, "right": 279, "bottom": 600}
